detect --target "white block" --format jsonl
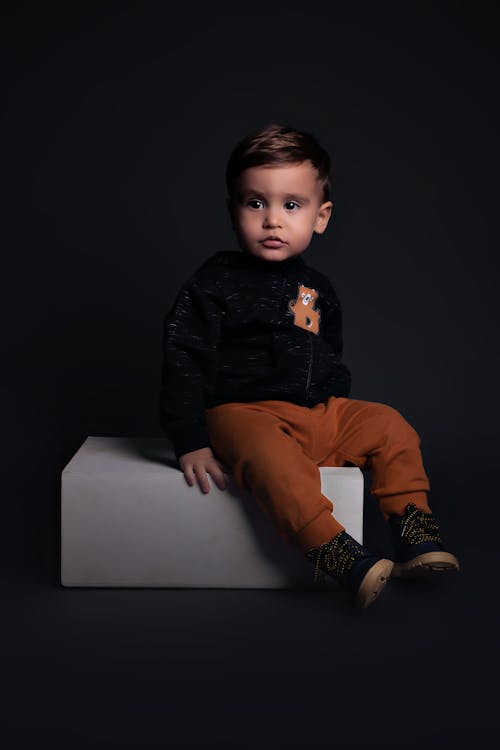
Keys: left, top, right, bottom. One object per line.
{"left": 61, "top": 436, "right": 364, "bottom": 588}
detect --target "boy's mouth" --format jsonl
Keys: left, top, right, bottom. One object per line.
{"left": 260, "top": 237, "right": 286, "bottom": 248}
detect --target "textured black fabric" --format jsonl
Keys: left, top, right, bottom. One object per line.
{"left": 160, "top": 251, "right": 351, "bottom": 458}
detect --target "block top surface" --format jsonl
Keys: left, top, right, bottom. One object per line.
{"left": 62, "top": 436, "right": 177, "bottom": 475}
{"left": 63, "top": 436, "right": 362, "bottom": 479}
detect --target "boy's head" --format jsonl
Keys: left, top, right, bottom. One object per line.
{"left": 226, "top": 124, "right": 333, "bottom": 262}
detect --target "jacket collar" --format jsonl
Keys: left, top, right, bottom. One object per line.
{"left": 212, "top": 250, "right": 306, "bottom": 273}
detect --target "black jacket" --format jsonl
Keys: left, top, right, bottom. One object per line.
{"left": 160, "top": 251, "right": 351, "bottom": 458}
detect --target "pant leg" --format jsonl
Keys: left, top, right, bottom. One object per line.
{"left": 316, "top": 397, "right": 431, "bottom": 518}
{"left": 206, "top": 401, "right": 345, "bottom": 551}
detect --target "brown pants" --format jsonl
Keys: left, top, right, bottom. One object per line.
{"left": 206, "top": 397, "right": 431, "bottom": 553}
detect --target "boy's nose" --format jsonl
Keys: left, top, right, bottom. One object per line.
{"left": 263, "top": 210, "right": 282, "bottom": 228}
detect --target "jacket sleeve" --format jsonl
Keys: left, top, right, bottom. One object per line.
{"left": 159, "top": 274, "right": 224, "bottom": 459}
{"left": 322, "top": 278, "right": 352, "bottom": 397}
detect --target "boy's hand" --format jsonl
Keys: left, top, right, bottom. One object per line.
{"left": 178, "top": 447, "right": 228, "bottom": 494}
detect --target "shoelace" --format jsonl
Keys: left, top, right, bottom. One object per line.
{"left": 400, "top": 503, "right": 443, "bottom": 546}
{"left": 306, "top": 532, "right": 366, "bottom": 584}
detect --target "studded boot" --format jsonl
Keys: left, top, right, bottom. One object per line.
{"left": 306, "top": 531, "right": 393, "bottom": 609}
{"left": 389, "top": 502, "right": 460, "bottom": 578}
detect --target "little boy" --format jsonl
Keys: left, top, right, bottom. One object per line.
{"left": 160, "top": 123, "right": 459, "bottom": 608}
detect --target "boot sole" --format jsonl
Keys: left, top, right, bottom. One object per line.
{"left": 356, "top": 558, "right": 394, "bottom": 609}
{"left": 392, "top": 551, "right": 460, "bottom": 579}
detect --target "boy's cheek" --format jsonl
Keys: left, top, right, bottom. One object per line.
{"left": 236, "top": 217, "right": 257, "bottom": 239}
{"left": 236, "top": 209, "right": 251, "bottom": 225}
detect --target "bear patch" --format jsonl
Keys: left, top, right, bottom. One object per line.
{"left": 288, "top": 284, "right": 321, "bottom": 334}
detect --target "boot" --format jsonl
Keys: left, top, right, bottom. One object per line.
{"left": 389, "top": 502, "right": 460, "bottom": 578}
{"left": 306, "top": 531, "right": 393, "bottom": 609}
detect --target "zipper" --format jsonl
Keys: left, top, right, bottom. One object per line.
{"left": 305, "top": 335, "right": 313, "bottom": 398}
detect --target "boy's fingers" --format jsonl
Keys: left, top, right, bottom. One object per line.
{"left": 182, "top": 464, "right": 196, "bottom": 487}
{"left": 209, "top": 463, "right": 227, "bottom": 491}
{"left": 181, "top": 457, "right": 227, "bottom": 494}
{"left": 193, "top": 465, "right": 211, "bottom": 494}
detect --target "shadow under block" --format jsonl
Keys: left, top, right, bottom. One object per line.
{"left": 61, "top": 436, "right": 364, "bottom": 588}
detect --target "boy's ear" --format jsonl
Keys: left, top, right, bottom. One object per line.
{"left": 314, "top": 200, "right": 333, "bottom": 235}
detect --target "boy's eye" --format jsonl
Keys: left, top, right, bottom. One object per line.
{"left": 284, "top": 201, "right": 300, "bottom": 210}
{"left": 247, "top": 199, "right": 264, "bottom": 209}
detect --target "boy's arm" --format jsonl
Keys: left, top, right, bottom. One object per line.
{"left": 322, "top": 279, "right": 352, "bottom": 396}
{"left": 160, "top": 275, "right": 225, "bottom": 490}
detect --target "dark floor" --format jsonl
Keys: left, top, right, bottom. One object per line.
{"left": 3, "top": 462, "right": 499, "bottom": 750}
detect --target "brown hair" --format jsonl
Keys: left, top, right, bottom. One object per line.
{"left": 226, "top": 123, "right": 332, "bottom": 202}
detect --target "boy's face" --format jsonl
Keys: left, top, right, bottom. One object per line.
{"left": 230, "top": 161, "right": 332, "bottom": 262}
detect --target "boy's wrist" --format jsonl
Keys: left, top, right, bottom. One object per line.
{"left": 171, "top": 426, "right": 212, "bottom": 461}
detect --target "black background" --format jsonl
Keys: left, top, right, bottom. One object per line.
{"left": 3, "top": 1, "right": 499, "bottom": 748}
